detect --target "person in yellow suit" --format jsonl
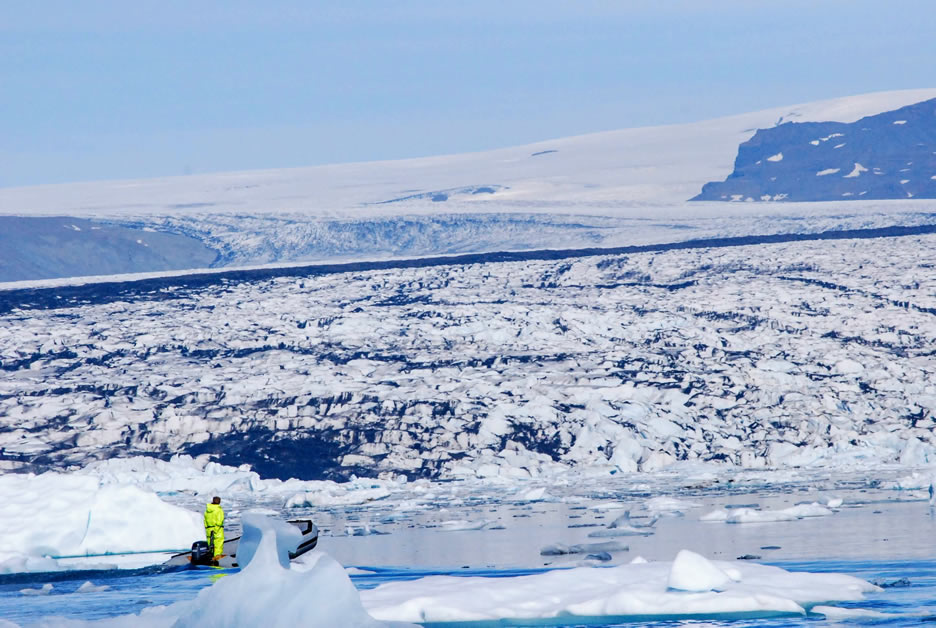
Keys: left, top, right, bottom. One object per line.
{"left": 204, "top": 496, "right": 225, "bottom": 564}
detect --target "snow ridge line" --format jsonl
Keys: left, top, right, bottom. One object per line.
{"left": 2, "top": 223, "right": 936, "bottom": 316}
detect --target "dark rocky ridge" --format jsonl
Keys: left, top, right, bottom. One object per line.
{"left": 693, "top": 98, "right": 936, "bottom": 202}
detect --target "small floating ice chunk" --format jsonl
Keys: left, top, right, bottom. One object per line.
{"left": 893, "top": 120, "right": 907, "bottom": 125}
{"left": 843, "top": 163, "right": 868, "bottom": 178}
{"left": 589, "top": 501, "right": 629, "bottom": 512}
{"left": 767, "top": 152, "right": 783, "bottom": 162}
{"left": 540, "top": 541, "right": 628, "bottom": 556}
{"left": 725, "top": 503, "right": 833, "bottom": 523}
{"left": 518, "top": 487, "right": 548, "bottom": 502}
{"left": 439, "top": 519, "right": 491, "bottom": 531}
{"left": 20, "top": 583, "right": 53, "bottom": 596}
{"left": 645, "top": 496, "right": 698, "bottom": 515}
{"left": 667, "top": 550, "right": 733, "bottom": 592}
{"left": 887, "top": 471, "right": 936, "bottom": 490}
{"left": 76, "top": 581, "right": 110, "bottom": 593}
{"left": 609, "top": 511, "right": 657, "bottom": 529}
{"left": 816, "top": 168, "right": 840, "bottom": 176}
{"left": 901, "top": 179, "right": 910, "bottom": 184}
{"left": 285, "top": 484, "right": 391, "bottom": 507}
{"left": 345, "top": 525, "right": 388, "bottom": 537}
{"left": 700, "top": 509, "right": 729, "bottom": 522}
{"left": 589, "top": 527, "right": 653, "bottom": 538}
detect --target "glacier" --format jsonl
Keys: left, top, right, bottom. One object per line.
{"left": 1, "top": 229, "right": 934, "bottom": 482}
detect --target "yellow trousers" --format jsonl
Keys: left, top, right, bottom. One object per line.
{"left": 206, "top": 526, "right": 224, "bottom": 558}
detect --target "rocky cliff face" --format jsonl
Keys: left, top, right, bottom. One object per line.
{"left": 693, "top": 98, "right": 936, "bottom": 202}
{"left": 2, "top": 232, "right": 935, "bottom": 481}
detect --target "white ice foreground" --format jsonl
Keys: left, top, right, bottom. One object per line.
{"left": 358, "top": 549, "right": 879, "bottom": 624}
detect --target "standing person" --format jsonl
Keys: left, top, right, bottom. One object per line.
{"left": 204, "top": 496, "right": 225, "bottom": 564}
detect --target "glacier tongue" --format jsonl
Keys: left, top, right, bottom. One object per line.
{"left": 0, "top": 232, "right": 935, "bottom": 481}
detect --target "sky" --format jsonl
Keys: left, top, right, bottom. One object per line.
{"left": 1, "top": 0, "right": 935, "bottom": 188}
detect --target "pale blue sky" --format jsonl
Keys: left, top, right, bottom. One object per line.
{"left": 2, "top": 0, "right": 934, "bottom": 187}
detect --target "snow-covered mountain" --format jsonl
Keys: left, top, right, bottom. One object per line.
{"left": 693, "top": 98, "right": 936, "bottom": 202}
{"left": 2, "top": 89, "right": 936, "bottom": 282}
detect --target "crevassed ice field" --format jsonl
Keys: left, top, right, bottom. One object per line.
{"left": 2, "top": 90, "right": 936, "bottom": 627}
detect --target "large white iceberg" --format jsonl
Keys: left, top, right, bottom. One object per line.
{"left": 0, "top": 472, "right": 202, "bottom": 573}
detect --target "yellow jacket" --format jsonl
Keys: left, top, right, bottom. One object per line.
{"left": 204, "top": 503, "right": 224, "bottom": 528}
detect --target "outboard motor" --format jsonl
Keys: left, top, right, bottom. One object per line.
{"left": 190, "top": 540, "right": 212, "bottom": 565}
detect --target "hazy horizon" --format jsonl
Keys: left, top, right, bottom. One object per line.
{"left": 3, "top": 0, "right": 935, "bottom": 188}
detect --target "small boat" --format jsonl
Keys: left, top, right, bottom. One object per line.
{"left": 165, "top": 519, "right": 319, "bottom": 569}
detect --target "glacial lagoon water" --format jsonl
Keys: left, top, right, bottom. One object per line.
{"left": 3, "top": 477, "right": 936, "bottom": 626}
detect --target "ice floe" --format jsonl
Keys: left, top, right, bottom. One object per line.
{"left": 700, "top": 502, "right": 834, "bottom": 523}
{"left": 539, "top": 541, "right": 629, "bottom": 556}
{"left": 361, "top": 548, "right": 880, "bottom": 623}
